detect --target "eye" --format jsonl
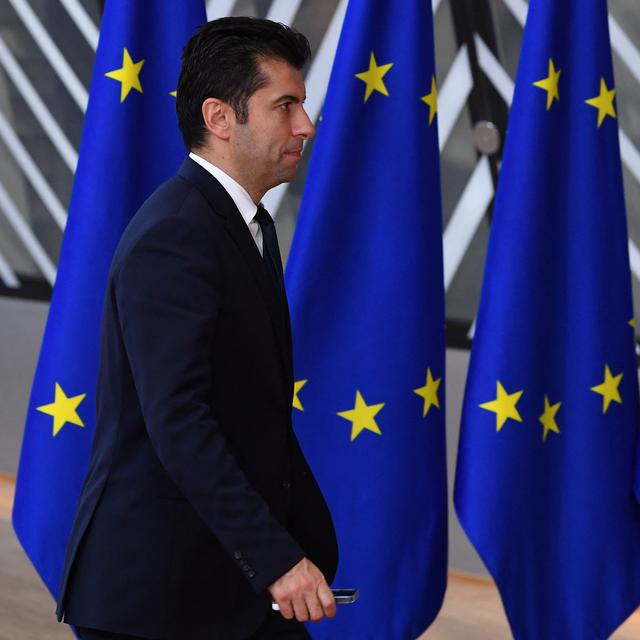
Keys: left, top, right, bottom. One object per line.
{"left": 279, "top": 102, "right": 291, "bottom": 112}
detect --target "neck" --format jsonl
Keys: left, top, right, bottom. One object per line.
{"left": 191, "top": 147, "right": 265, "bottom": 204}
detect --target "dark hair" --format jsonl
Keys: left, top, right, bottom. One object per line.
{"left": 176, "top": 17, "right": 311, "bottom": 149}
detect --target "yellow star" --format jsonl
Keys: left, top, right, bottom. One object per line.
{"left": 105, "top": 48, "right": 144, "bottom": 102}
{"left": 337, "top": 390, "right": 384, "bottom": 441}
{"left": 629, "top": 318, "right": 636, "bottom": 328}
{"left": 533, "top": 58, "right": 561, "bottom": 110}
{"left": 479, "top": 381, "right": 523, "bottom": 432}
{"left": 421, "top": 75, "right": 438, "bottom": 125}
{"left": 585, "top": 78, "right": 616, "bottom": 127}
{"left": 591, "top": 364, "right": 623, "bottom": 413}
{"left": 414, "top": 368, "right": 441, "bottom": 417}
{"left": 355, "top": 52, "right": 393, "bottom": 103}
{"left": 37, "top": 383, "right": 86, "bottom": 437}
{"left": 292, "top": 379, "right": 308, "bottom": 411}
{"left": 539, "top": 395, "right": 561, "bottom": 442}
{"left": 169, "top": 90, "right": 177, "bottom": 97}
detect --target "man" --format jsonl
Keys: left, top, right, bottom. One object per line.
{"left": 56, "top": 17, "right": 338, "bottom": 640}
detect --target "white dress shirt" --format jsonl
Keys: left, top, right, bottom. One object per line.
{"left": 189, "top": 152, "right": 264, "bottom": 256}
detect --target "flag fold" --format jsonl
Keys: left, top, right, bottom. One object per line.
{"left": 455, "top": 1, "right": 640, "bottom": 637}
{"left": 286, "top": 1, "right": 447, "bottom": 637}
{"left": 13, "top": 0, "right": 206, "bottom": 598}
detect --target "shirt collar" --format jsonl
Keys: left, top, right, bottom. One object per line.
{"left": 189, "top": 152, "right": 258, "bottom": 226}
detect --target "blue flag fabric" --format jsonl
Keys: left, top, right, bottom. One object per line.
{"left": 454, "top": 1, "right": 640, "bottom": 638}
{"left": 12, "top": 1, "right": 206, "bottom": 598}
{"left": 285, "top": 1, "right": 447, "bottom": 637}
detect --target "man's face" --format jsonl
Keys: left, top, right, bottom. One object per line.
{"left": 231, "top": 57, "right": 315, "bottom": 195}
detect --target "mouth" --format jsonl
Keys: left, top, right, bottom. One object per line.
{"left": 283, "top": 147, "right": 303, "bottom": 159}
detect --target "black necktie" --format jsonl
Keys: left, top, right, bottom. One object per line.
{"left": 255, "top": 205, "right": 285, "bottom": 299}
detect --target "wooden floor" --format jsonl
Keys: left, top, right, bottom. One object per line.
{"left": 1, "top": 475, "right": 639, "bottom": 640}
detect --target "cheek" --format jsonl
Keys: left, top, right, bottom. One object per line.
{"left": 244, "top": 118, "right": 288, "bottom": 159}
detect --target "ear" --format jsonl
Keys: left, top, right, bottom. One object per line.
{"left": 201, "top": 98, "right": 234, "bottom": 141}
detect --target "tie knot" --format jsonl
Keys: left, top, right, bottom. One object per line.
{"left": 254, "top": 205, "right": 273, "bottom": 229}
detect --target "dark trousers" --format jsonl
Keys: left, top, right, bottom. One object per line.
{"left": 246, "top": 610, "right": 311, "bottom": 639}
{"left": 76, "top": 612, "right": 310, "bottom": 640}
{"left": 75, "top": 629, "right": 148, "bottom": 640}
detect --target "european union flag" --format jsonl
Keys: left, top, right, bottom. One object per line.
{"left": 286, "top": 1, "right": 447, "bottom": 637}
{"left": 454, "top": 0, "right": 640, "bottom": 637}
{"left": 12, "top": 0, "right": 206, "bottom": 599}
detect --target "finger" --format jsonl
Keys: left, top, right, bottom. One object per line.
{"left": 277, "top": 599, "right": 295, "bottom": 620}
{"left": 292, "top": 596, "right": 310, "bottom": 622}
{"left": 317, "top": 582, "right": 336, "bottom": 618}
{"left": 305, "top": 593, "right": 324, "bottom": 622}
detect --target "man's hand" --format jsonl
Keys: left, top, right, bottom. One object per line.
{"left": 267, "top": 557, "right": 336, "bottom": 622}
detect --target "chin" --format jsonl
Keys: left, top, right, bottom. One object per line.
{"left": 273, "top": 170, "right": 297, "bottom": 186}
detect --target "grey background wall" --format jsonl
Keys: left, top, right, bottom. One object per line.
{"left": 0, "top": 297, "right": 46, "bottom": 473}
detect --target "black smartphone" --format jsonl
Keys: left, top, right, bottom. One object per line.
{"left": 331, "top": 588, "right": 359, "bottom": 604}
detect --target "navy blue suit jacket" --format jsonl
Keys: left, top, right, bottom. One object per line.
{"left": 56, "top": 158, "right": 338, "bottom": 640}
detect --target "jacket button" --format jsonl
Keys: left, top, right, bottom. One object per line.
{"left": 248, "top": 570, "right": 256, "bottom": 578}
{"left": 233, "top": 551, "right": 242, "bottom": 560}
{"left": 281, "top": 480, "right": 291, "bottom": 489}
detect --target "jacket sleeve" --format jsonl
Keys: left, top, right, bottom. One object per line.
{"left": 114, "top": 214, "right": 304, "bottom": 593}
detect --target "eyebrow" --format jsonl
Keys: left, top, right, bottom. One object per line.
{"left": 273, "top": 94, "right": 306, "bottom": 104}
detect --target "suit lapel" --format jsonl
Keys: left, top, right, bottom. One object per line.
{"left": 178, "top": 158, "right": 292, "bottom": 384}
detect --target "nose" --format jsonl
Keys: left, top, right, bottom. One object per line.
{"left": 294, "top": 106, "right": 316, "bottom": 140}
